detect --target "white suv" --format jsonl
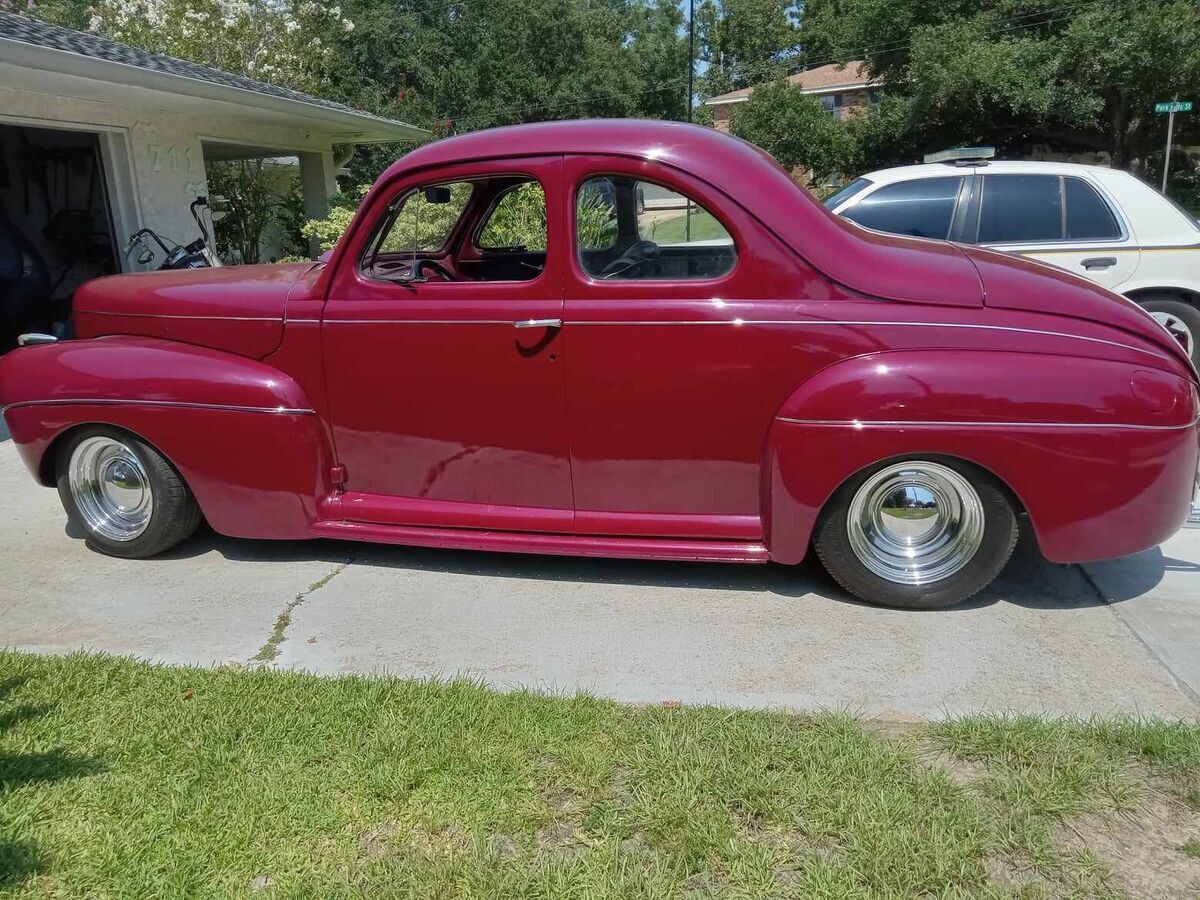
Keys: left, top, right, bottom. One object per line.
{"left": 825, "top": 160, "right": 1200, "bottom": 367}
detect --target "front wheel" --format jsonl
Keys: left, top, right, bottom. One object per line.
{"left": 56, "top": 427, "right": 203, "bottom": 558}
{"left": 813, "top": 458, "right": 1018, "bottom": 609}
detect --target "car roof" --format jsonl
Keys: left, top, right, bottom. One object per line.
{"left": 859, "top": 160, "right": 1133, "bottom": 184}
{"left": 380, "top": 118, "right": 793, "bottom": 184}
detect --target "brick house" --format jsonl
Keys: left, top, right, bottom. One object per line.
{"left": 706, "top": 62, "right": 881, "bottom": 133}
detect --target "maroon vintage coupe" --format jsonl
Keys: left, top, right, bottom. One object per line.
{"left": 1, "top": 120, "right": 1197, "bottom": 608}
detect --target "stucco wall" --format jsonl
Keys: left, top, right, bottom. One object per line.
{"left": 0, "top": 83, "right": 338, "bottom": 270}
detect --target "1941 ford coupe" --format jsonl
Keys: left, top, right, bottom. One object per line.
{"left": 1, "top": 120, "right": 1197, "bottom": 609}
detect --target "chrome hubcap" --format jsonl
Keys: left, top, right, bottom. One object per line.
{"left": 847, "top": 462, "right": 985, "bottom": 585}
{"left": 68, "top": 436, "right": 153, "bottom": 541}
{"left": 1151, "top": 311, "right": 1195, "bottom": 358}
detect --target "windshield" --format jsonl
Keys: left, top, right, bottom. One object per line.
{"left": 823, "top": 178, "right": 873, "bottom": 210}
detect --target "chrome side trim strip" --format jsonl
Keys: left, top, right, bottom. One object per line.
{"left": 777, "top": 415, "right": 1200, "bottom": 432}
{"left": 82, "top": 310, "right": 280, "bottom": 321}
{"left": 565, "top": 319, "right": 1165, "bottom": 359}
{"left": 1, "top": 398, "right": 315, "bottom": 416}
{"left": 323, "top": 319, "right": 516, "bottom": 325}
{"left": 308, "top": 317, "right": 1166, "bottom": 361}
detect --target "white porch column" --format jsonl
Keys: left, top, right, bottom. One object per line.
{"left": 298, "top": 150, "right": 336, "bottom": 258}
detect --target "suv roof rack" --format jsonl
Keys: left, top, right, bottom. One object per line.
{"left": 923, "top": 146, "right": 996, "bottom": 166}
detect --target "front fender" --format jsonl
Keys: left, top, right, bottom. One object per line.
{"left": 0, "top": 337, "right": 328, "bottom": 539}
{"left": 764, "top": 350, "right": 1199, "bottom": 564}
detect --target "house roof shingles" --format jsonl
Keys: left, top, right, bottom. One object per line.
{"left": 707, "top": 62, "right": 876, "bottom": 105}
{"left": 0, "top": 10, "right": 409, "bottom": 130}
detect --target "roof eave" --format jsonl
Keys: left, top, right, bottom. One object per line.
{"left": 0, "top": 35, "right": 428, "bottom": 143}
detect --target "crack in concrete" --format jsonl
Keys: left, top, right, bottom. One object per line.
{"left": 251, "top": 549, "right": 356, "bottom": 664}
{"left": 1075, "top": 563, "right": 1200, "bottom": 710}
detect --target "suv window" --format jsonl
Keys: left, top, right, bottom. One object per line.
{"left": 1064, "top": 177, "right": 1121, "bottom": 240}
{"left": 576, "top": 176, "right": 735, "bottom": 280}
{"left": 477, "top": 181, "right": 547, "bottom": 251}
{"left": 978, "top": 175, "right": 1062, "bottom": 243}
{"left": 842, "top": 177, "right": 962, "bottom": 239}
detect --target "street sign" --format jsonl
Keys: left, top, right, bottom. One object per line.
{"left": 1155, "top": 100, "right": 1193, "bottom": 114}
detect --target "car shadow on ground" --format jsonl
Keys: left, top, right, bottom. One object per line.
{"left": 134, "top": 520, "right": 1167, "bottom": 612}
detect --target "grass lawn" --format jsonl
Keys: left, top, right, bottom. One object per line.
{"left": 642, "top": 209, "right": 730, "bottom": 245}
{"left": 2, "top": 651, "right": 1199, "bottom": 898}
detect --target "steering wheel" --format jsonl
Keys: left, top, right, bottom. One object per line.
{"left": 413, "top": 258, "right": 456, "bottom": 282}
{"left": 600, "top": 240, "right": 660, "bottom": 279}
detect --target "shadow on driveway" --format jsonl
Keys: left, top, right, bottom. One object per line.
{"left": 120, "top": 518, "right": 1168, "bottom": 613}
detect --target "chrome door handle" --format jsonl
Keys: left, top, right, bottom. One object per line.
{"left": 1081, "top": 257, "right": 1117, "bottom": 271}
{"left": 514, "top": 318, "right": 562, "bottom": 329}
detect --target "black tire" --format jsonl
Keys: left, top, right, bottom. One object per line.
{"left": 1136, "top": 295, "right": 1200, "bottom": 368}
{"left": 812, "top": 457, "right": 1018, "bottom": 609}
{"left": 56, "top": 426, "right": 203, "bottom": 559}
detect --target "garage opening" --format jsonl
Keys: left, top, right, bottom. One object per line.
{"left": 0, "top": 123, "right": 118, "bottom": 353}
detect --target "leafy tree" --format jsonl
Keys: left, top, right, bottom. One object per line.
{"left": 696, "top": 0, "right": 801, "bottom": 97}
{"left": 798, "top": 0, "right": 1200, "bottom": 172}
{"left": 330, "top": 0, "right": 689, "bottom": 135}
{"left": 12, "top": 0, "right": 90, "bottom": 29}
{"left": 206, "top": 158, "right": 301, "bottom": 263}
{"left": 729, "top": 79, "right": 858, "bottom": 182}
{"left": 78, "top": 0, "right": 353, "bottom": 94}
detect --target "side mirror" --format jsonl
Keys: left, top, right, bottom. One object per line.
{"left": 424, "top": 186, "right": 452, "bottom": 204}
{"left": 137, "top": 248, "right": 155, "bottom": 266}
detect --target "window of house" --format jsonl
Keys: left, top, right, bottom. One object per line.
{"left": 477, "top": 181, "right": 547, "bottom": 251}
{"left": 842, "top": 177, "right": 962, "bottom": 239}
{"left": 977, "top": 175, "right": 1063, "bottom": 243}
{"left": 576, "top": 176, "right": 736, "bottom": 280}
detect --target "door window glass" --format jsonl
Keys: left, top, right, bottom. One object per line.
{"left": 841, "top": 177, "right": 961, "bottom": 239}
{"left": 1064, "top": 177, "right": 1121, "bottom": 240}
{"left": 978, "top": 175, "right": 1063, "bottom": 243}
{"left": 477, "top": 181, "right": 547, "bottom": 251}
{"left": 576, "top": 176, "right": 735, "bottom": 280}
{"left": 372, "top": 181, "right": 474, "bottom": 255}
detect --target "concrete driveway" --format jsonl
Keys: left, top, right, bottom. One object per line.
{"left": 1, "top": 434, "right": 1197, "bottom": 719}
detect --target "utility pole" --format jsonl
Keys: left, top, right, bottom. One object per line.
{"left": 1162, "top": 94, "right": 1177, "bottom": 194}
{"left": 685, "top": 0, "right": 695, "bottom": 243}
{"left": 687, "top": 0, "right": 695, "bottom": 123}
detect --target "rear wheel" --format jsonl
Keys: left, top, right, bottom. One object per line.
{"left": 1137, "top": 296, "right": 1200, "bottom": 367}
{"left": 813, "top": 458, "right": 1018, "bottom": 609}
{"left": 56, "top": 426, "right": 202, "bottom": 558}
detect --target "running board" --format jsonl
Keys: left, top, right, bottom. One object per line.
{"left": 310, "top": 520, "right": 771, "bottom": 563}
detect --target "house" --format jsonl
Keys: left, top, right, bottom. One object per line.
{"left": 0, "top": 9, "right": 425, "bottom": 310}
{"left": 706, "top": 62, "right": 881, "bottom": 133}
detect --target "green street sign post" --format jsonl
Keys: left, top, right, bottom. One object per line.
{"left": 1156, "top": 98, "right": 1193, "bottom": 194}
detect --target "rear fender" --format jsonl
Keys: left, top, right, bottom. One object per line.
{"left": 0, "top": 337, "right": 329, "bottom": 538}
{"left": 764, "top": 350, "right": 1199, "bottom": 564}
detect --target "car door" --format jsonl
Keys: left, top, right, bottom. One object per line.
{"left": 969, "top": 173, "right": 1140, "bottom": 290}
{"left": 320, "top": 156, "right": 573, "bottom": 530}
{"left": 560, "top": 156, "right": 816, "bottom": 540}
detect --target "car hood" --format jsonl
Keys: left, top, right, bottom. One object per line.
{"left": 961, "top": 245, "right": 1197, "bottom": 377}
{"left": 73, "top": 262, "right": 318, "bottom": 358}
